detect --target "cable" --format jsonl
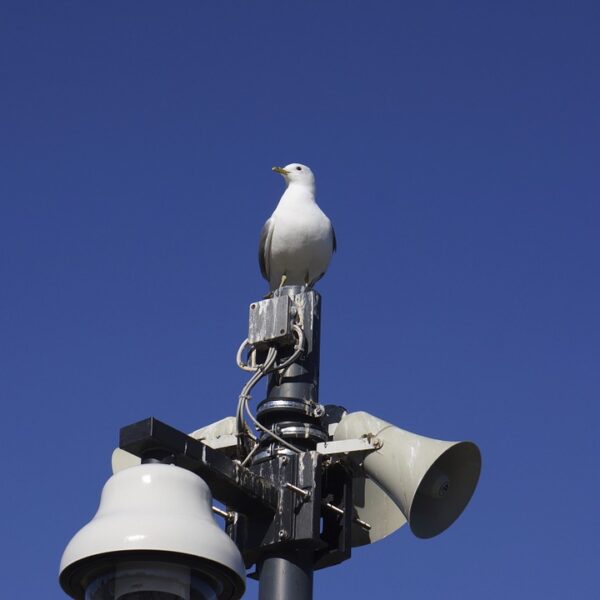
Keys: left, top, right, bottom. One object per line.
{"left": 235, "top": 346, "right": 278, "bottom": 457}
{"left": 234, "top": 322, "right": 306, "bottom": 461}
{"left": 236, "top": 339, "right": 258, "bottom": 372}
{"left": 264, "top": 324, "right": 305, "bottom": 373}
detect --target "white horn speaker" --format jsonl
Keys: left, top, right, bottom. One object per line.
{"left": 333, "top": 411, "right": 481, "bottom": 540}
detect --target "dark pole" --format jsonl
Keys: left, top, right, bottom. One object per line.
{"left": 253, "top": 285, "right": 326, "bottom": 600}
{"left": 258, "top": 551, "right": 314, "bottom": 600}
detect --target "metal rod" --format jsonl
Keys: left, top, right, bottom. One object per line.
{"left": 322, "top": 501, "right": 344, "bottom": 515}
{"left": 322, "top": 501, "right": 372, "bottom": 531}
{"left": 354, "top": 517, "right": 372, "bottom": 531}
{"left": 285, "top": 482, "right": 311, "bottom": 499}
{"left": 258, "top": 550, "right": 314, "bottom": 600}
{"left": 211, "top": 506, "right": 231, "bottom": 519}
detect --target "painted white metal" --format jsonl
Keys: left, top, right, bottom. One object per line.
{"left": 190, "top": 416, "right": 239, "bottom": 451}
{"left": 315, "top": 437, "right": 378, "bottom": 456}
{"left": 334, "top": 411, "right": 481, "bottom": 541}
{"left": 111, "top": 447, "right": 140, "bottom": 473}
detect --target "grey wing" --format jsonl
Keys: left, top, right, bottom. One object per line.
{"left": 309, "top": 224, "right": 337, "bottom": 287}
{"left": 258, "top": 218, "right": 274, "bottom": 281}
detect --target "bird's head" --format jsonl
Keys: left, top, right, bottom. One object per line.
{"left": 272, "top": 163, "right": 315, "bottom": 190}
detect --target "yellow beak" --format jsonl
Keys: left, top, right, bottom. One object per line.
{"left": 272, "top": 166, "right": 289, "bottom": 175}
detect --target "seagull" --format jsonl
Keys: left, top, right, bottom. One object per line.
{"left": 259, "top": 163, "right": 336, "bottom": 291}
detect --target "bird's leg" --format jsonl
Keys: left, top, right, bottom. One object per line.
{"left": 272, "top": 275, "right": 287, "bottom": 297}
{"left": 302, "top": 273, "right": 311, "bottom": 292}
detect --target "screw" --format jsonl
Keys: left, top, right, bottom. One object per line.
{"left": 251, "top": 303, "right": 256, "bottom": 310}
{"left": 313, "top": 404, "right": 325, "bottom": 417}
{"left": 278, "top": 529, "right": 289, "bottom": 540}
{"left": 281, "top": 456, "right": 289, "bottom": 465}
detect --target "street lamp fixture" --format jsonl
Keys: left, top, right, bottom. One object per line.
{"left": 60, "top": 463, "right": 245, "bottom": 599}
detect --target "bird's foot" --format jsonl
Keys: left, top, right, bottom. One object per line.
{"left": 273, "top": 275, "right": 288, "bottom": 296}
{"left": 302, "top": 275, "right": 314, "bottom": 293}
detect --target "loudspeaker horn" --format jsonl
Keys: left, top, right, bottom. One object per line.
{"left": 333, "top": 411, "right": 481, "bottom": 541}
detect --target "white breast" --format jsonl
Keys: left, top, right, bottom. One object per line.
{"left": 267, "top": 187, "right": 333, "bottom": 288}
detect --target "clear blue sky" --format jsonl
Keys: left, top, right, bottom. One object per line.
{"left": 1, "top": 1, "right": 599, "bottom": 598}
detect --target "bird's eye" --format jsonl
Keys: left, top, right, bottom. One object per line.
{"left": 296, "top": 166, "right": 302, "bottom": 171}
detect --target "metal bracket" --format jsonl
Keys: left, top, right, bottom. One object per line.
{"left": 233, "top": 450, "right": 354, "bottom": 571}
{"left": 119, "top": 417, "right": 357, "bottom": 572}
{"left": 189, "top": 416, "right": 238, "bottom": 455}
{"left": 119, "top": 417, "right": 278, "bottom": 514}
{"left": 316, "top": 437, "right": 382, "bottom": 456}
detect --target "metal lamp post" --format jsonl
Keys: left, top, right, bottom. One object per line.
{"left": 60, "top": 285, "right": 481, "bottom": 600}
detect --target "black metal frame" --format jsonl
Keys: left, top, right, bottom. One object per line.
{"left": 119, "top": 417, "right": 353, "bottom": 593}
{"left": 119, "top": 289, "right": 353, "bottom": 599}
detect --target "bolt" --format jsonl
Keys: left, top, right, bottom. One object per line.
{"left": 281, "top": 456, "right": 289, "bottom": 465}
{"left": 251, "top": 303, "right": 256, "bottom": 310}
{"left": 278, "top": 529, "right": 289, "bottom": 540}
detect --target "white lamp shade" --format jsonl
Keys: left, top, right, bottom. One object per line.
{"left": 60, "top": 463, "right": 245, "bottom": 599}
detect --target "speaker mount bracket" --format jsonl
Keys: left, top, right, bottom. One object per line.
{"left": 316, "top": 437, "right": 381, "bottom": 457}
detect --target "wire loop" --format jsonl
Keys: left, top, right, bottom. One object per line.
{"left": 234, "top": 322, "right": 307, "bottom": 462}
